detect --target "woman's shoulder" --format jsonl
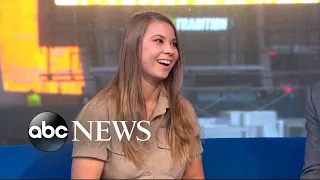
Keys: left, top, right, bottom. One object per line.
{"left": 178, "top": 96, "right": 200, "bottom": 128}
{"left": 178, "top": 95, "right": 197, "bottom": 118}
{"left": 79, "top": 87, "right": 117, "bottom": 117}
{"left": 89, "top": 86, "right": 117, "bottom": 104}
{"left": 178, "top": 95, "right": 194, "bottom": 109}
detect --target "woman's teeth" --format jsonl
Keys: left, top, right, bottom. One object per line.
{"left": 157, "top": 60, "right": 171, "bottom": 66}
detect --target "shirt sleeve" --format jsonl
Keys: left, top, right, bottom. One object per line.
{"left": 72, "top": 103, "right": 110, "bottom": 162}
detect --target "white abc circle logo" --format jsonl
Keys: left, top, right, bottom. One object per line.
{"left": 28, "top": 112, "right": 69, "bottom": 152}
{"left": 29, "top": 121, "right": 68, "bottom": 139}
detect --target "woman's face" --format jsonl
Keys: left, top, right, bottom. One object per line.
{"left": 140, "top": 20, "right": 179, "bottom": 84}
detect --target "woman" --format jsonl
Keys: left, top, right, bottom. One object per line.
{"left": 71, "top": 11, "right": 204, "bottom": 179}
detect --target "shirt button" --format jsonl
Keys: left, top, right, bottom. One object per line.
{"left": 143, "top": 171, "right": 152, "bottom": 176}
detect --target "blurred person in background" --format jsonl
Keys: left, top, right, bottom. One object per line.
{"left": 70, "top": 11, "right": 204, "bottom": 179}
{"left": 301, "top": 81, "right": 320, "bottom": 179}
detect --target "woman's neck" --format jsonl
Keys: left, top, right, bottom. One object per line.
{"left": 141, "top": 77, "right": 161, "bottom": 104}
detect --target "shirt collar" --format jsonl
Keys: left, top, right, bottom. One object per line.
{"left": 149, "top": 84, "right": 169, "bottom": 121}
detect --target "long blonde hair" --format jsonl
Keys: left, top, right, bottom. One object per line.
{"left": 84, "top": 11, "right": 200, "bottom": 168}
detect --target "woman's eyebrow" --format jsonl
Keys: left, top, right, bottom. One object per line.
{"left": 149, "top": 34, "right": 176, "bottom": 41}
{"left": 149, "top": 34, "right": 165, "bottom": 39}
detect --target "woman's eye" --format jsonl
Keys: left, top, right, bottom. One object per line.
{"left": 154, "top": 39, "right": 163, "bottom": 43}
{"left": 171, "top": 42, "right": 177, "bottom": 47}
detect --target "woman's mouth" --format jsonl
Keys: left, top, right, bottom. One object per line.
{"left": 157, "top": 59, "right": 171, "bottom": 67}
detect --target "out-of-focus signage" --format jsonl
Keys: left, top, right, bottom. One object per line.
{"left": 0, "top": 0, "right": 85, "bottom": 95}
{"left": 172, "top": 17, "right": 229, "bottom": 31}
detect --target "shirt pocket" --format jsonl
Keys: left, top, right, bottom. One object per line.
{"left": 156, "top": 134, "right": 186, "bottom": 179}
{"left": 105, "top": 142, "right": 139, "bottom": 179}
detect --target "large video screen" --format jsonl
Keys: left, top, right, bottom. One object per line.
{"left": 38, "top": 2, "right": 318, "bottom": 65}
{"left": 38, "top": 1, "right": 259, "bottom": 65}
{"left": 0, "top": 0, "right": 85, "bottom": 94}
{"left": 37, "top": 0, "right": 319, "bottom": 88}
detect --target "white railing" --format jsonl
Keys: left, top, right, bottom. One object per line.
{"left": 199, "top": 110, "right": 306, "bottom": 139}
{"left": 89, "top": 65, "right": 265, "bottom": 75}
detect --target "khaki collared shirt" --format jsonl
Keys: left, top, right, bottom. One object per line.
{"left": 72, "top": 87, "right": 203, "bottom": 179}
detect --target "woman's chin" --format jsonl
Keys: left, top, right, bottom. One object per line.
{"left": 156, "top": 74, "right": 170, "bottom": 81}
{"left": 141, "top": 72, "right": 170, "bottom": 84}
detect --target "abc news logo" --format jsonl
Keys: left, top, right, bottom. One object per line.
{"left": 28, "top": 112, "right": 151, "bottom": 152}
